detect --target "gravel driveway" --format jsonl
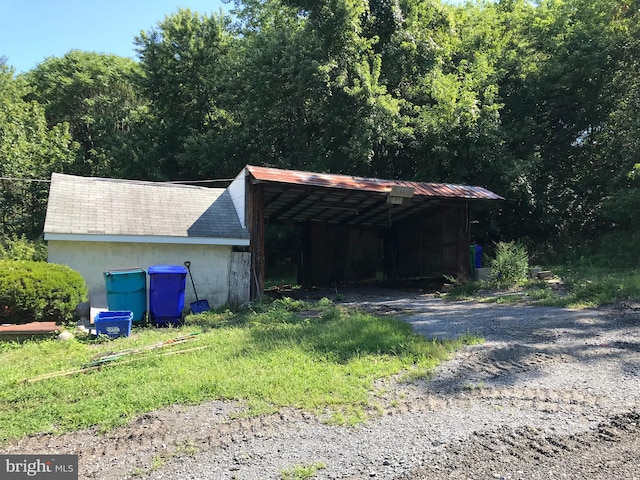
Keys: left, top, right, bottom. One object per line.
{"left": 4, "top": 291, "right": 640, "bottom": 479}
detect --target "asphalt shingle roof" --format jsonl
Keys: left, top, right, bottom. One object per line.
{"left": 44, "top": 173, "right": 249, "bottom": 241}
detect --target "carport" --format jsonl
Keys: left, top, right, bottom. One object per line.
{"left": 227, "top": 166, "right": 503, "bottom": 298}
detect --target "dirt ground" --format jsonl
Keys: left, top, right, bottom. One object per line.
{"left": 2, "top": 288, "right": 639, "bottom": 479}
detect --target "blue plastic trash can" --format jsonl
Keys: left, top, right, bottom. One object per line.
{"left": 474, "top": 245, "right": 483, "bottom": 268}
{"left": 147, "top": 265, "right": 188, "bottom": 327}
{"left": 104, "top": 268, "right": 147, "bottom": 323}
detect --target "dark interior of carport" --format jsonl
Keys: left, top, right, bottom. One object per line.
{"left": 244, "top": 167, "right": 501, "bottom": 298}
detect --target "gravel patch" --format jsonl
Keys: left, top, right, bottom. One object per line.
{"left": 3, "top": 290, "right": 640, "bottom": 479}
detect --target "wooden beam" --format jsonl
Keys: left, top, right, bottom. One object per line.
{"left": 248, "top": 181, "right": 265, "bottom": 299}
{"left": 456, "top": 202, "right": 471, "bottom": 280}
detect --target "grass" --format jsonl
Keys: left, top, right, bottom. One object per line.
{"left": 280, "top": 461, "right": 327, "bottom": 480}
{"left": 546, "top": 265, "right": 640, "bottom": 307}
{"left": 264, "top": 277, "right": 299, "bottom": 289}
{"left": 0, "top": 297, "right": 479, "bottom": 444}
{"left": 447, "top": 265, "right": 640, "bottom": 308}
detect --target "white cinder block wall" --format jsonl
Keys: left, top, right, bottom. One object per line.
{"left": 48, "top": 241, "right": 234, "bottom": 309}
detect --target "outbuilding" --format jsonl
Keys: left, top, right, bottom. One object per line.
{"left": 228, "top": 165, "right": 503, "bottom": 297}
{"left": 44, "top": 173, "right": 251, "bottom": 309}
{"left": 44, "top": 166, "right": 502, "bottom": 309}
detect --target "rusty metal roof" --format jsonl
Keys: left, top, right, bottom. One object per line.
{"left": 246, "top": 165, "right": 503, "bottom": 200}
{"left": 245, "top": 165, "right": 503, "bottom": 228}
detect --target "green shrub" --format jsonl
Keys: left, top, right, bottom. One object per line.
{"left": 0, "top": 260, "right": 88, "bottom": 324}
{"left": 0, "top": 235, "right": 47, "bottom": 261}
{"left": 490, "top": 241, "right": 529, "bottom": 287}
{"left": 567, "top": 231, "right": 640, "bottom": 269}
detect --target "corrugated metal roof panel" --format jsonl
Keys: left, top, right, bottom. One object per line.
{"left": 246, "top": 165, "right": 503, "bottom": 200}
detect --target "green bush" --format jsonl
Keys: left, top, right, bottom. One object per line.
{"left": 0, "top": 235, "right": 47, "bottom": 261}
{"left": 490, "top": 241, "right": 529, "bottom": 287}
{"left": 567, "top": 231, "right": 640, "bottom": 269}
{"left": 0, "top": 260, "right": 88, "bottom": 324}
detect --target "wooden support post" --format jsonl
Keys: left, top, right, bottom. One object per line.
{"left": 300, "top": 222, "right": 313, "bottom": 289}
{"left": 248, "top": 181, "right": 265, "bottom": 300}
{"left": 457, "top": 202, "right": 471, "bottom": 280}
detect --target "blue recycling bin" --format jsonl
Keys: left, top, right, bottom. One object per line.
{"left": 147, "top": 265, "right": 188, "bottom": 326}
{"left": 95, "top": 311, "right": 133, "bottom": 338}
{"left": 104, "top": 268, "right": 147, "bottom": 323}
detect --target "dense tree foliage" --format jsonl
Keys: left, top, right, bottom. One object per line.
{"left": 135, "top": 9, "right": 235, "bottom": 179}
{"left": 0, "top": 64, "right": 77, "bottom": 238}
{"left": 0, "top": 0, "right": 638, "bottom": 257}
{"left": 24, "top": 51, "right": 150, "bottom": 179}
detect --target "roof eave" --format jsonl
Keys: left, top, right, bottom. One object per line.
{"left": 44, "top": 233, "right": 250, "bottom": 246}
{"left": 245, "top": 165, "right": 503, "bottom": 201}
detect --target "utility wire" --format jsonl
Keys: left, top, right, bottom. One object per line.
{"left": 161, "top": 179, "right": 234, "bottom": 184}
{"left": 0, "top": 176, "right": 51, "bottom": 183}
{"left": 0, "top": 176, "right": 233, "bottom": 184}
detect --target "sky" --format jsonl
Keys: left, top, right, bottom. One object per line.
{"left": 0, "top": 0, "right": 228, "bottom": 73}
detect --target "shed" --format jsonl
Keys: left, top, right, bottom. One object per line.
{"left": 44, "top": 173, "right": 251, "bottom": 309}
{"left": 228, "top": 165, "right": 503, "bottom": 296}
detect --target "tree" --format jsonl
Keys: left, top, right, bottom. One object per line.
{"left": 135, "top": 9, "right": 235, "bottom": 180}
{"left": 495, "top": 0, "right": 639, "bottom": 244}
{"left": 24, "top": 51, "right": 149, "bottom": 179}
{"left": 0, "top": 64, "right": 77, "bottom": 237}
{"left": 226, "top": 0, "right": 407, "bottom": 176}
{"left": 593, "top": 1, "right": 640, "bottom": 236}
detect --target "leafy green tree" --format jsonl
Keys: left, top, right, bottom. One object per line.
{"left": 135, "top": 9, "right": 235, "bottom": 180}
{"left": 227, "top": 0, "right": 339, "bottom": 171}
{"left": 592, "top": 1, "right": 640, "bottom": 235}
{"left": 328, "top": 0, "right": 510, "bottom": 186}
{"left": 0, "top": 64, "right": 77, "bottom": 237}
{"left": 24, "top": 51, "right": 149, "bottom": 179}
{"left": 495, "top": 0, "right": 639, "bottom": 245}
{"left": 227, "top": 0, "right": 407, "bottom": 176}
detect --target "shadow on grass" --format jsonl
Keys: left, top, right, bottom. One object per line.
{"left": 238, "top": 303, "right": 473, "bottom": 365}
{"left": 183, "top": 298, "right": 478, "bottom": 367}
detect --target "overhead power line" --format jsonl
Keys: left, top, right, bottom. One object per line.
{"left": 0, "top": 176, "right": 234, "bottom": 184}
{"left": 161, "top": 179, "right": 234, "bottom": 184}
{"left": 0, "top": 176, "right": 51, "bottom": 183}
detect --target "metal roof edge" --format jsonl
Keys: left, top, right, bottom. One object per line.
{"left": 245, "top": 165, "right": 503, "bottom": 200}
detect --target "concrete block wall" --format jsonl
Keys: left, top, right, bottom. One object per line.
{"left": 47, "top": 241, "right": 242, "bottom": 309}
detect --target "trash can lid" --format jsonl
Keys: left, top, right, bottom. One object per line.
{"left": 104, "top": 267, "right": 146, "bottom": 276}
{"left": 147, "top": 265, "right": 188, "bottom": 275}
